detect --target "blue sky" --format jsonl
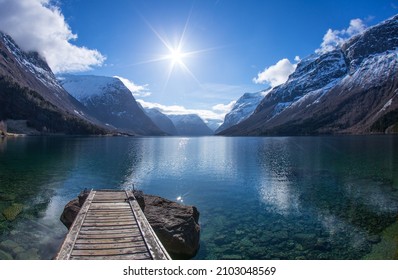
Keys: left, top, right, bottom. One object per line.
{"left": 0, "top": 0, "right": 397, "bottom": 122}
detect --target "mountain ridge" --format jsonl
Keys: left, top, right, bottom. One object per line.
{"left": 220, "top": 14, "right": 398, "bottom": 136}
{"left": 0, "top": 32, "right": 110, "bottom": 135}
{"left": 216, "top": 89, "right": 270, "bottom": 134}
{"left": 168, "top": 114, "right": 214, "bottom": 136}
{"left": 59, "top": 74, "right": 165, "bottom": 136}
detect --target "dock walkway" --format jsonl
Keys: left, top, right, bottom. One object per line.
{"left": 55, "top": 190, "right": 170, "bottom": 260}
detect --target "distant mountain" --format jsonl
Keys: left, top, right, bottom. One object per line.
{"left": 221, "top": 14, "right": 398, "bottom": 136}
{"left": 58, "top": 75, "right": 164, "bottom": 136}
{"left": 0, "top": 32, "right": 108, "bottom": 134}
{"left": 144, "top": 108, "right": 178, "bottom": 135}
{"left": 205, "top": 119, "right": 223, "bottom": 132}
{"left": 215, "top": 90, "right": 269, "bottom": 134}
{"left": 168, "top": 114, "right": 213, "bottom": 136}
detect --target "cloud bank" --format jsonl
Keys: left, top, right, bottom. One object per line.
{"left": 0, "top": 0, "right": 105, "bottom": 73}
{"left": 114, "top": 76, "right": 151, "bottom": 97}
{"left": 253, "top": 58, "right": 297, "bottom": 87}
{"left": 316, "top": 18, "right": 366, "bottom": 54}
{"left": 253, "top": 18, "right": 366, "bottom": 88}
{"left": 212, "top": 101, "right": 237, "bottom": 114}
{"left": 137, "top": 99, "right": 228, "bottom": 121}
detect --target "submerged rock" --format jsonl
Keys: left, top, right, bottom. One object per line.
{"left": 2, "top": 203, "right": 24, "bottom": 221}
{"left": 0, "top": 249, "right": 12, "bottom": 260}
{"left": 0, "top": 239, "right": 20, "bottom": 252}
{"left": 60, "top": 190, "right": 200, "bottom": 259}
{"left": 16, "top": 248, "right": 39, "bottom": 260}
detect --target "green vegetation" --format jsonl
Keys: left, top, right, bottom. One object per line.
{"left": 371, "top": 108, "right": 398, "bottom": 133}
{"left": 0, "top": 120, "right": 6, "bottom": 136}
{"left": 0, "top": 76, "right": 108, "bottom": 135}
{"left": 364, "top": 219, "right": 398, "bottom": 259}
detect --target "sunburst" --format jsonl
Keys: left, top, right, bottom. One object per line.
{"left": 168, "top": 47, "right": 185, "bottom": 66}
{"left": 136, "top": 12, "right": 212, "bottom": 89}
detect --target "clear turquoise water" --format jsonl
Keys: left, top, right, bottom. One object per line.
{"left": 0, "top": 136, "right": 398, "bottom": 259}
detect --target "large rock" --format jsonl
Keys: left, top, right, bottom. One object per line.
{"left": 138, "top": 192, "right": 200, "bottom": 259}
{"left": 60, "top": 189, "right": 89, "bottom": 229}
{"left": 60, "top": 190, "right": 200, "bottom": 259}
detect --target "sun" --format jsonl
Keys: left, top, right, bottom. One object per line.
{"left": 169, "top": 48, "right": 184, "bottom": 66}
{"left": 137, "top": 14, "right": 215, "bottom": 88}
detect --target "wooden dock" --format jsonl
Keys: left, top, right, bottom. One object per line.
{"left": 55, "top": 190, "right": 171, "bottom": 260}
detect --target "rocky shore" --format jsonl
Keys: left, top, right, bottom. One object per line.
{"left": 60, "top": 190, "right": 200, "bottom": 259}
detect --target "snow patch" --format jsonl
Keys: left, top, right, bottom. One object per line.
{"left": 58, "top": 75, "right": 125, "bottom": 101}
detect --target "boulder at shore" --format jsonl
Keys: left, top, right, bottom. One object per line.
{"left": 60, "top": 190, "right": 200, "bottom": 259}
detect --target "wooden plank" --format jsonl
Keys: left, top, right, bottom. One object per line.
{"left": 82, "top": 220, "right": 135, "bottom": 225}
{"left": 87, "top": 209, "right": 130, "bottom": 213}
{"left": 83, "top": 217, "right": 135, "bottom": 222}
{"left": 93, "top": 195, "right": 126, "bottom": 198}
{"left": 89, "top": 206, "right": 131, "bottom": 210}
{"left": 85, "top": 212, "right": 132, "bottom": 216}
{"left": 80, "top": 224, "right": 138, "bottom": 229}
{"left": 79, "top": 228, "right": 141, "bottom": 235}
{"left": 77, "top": 233, "right": 141, "bottom": 239}
{"left": 83, "top": 217, "right": 133, "bottom": 222}
{"left": 90, "top": 202, "right": 129, "bottom": 206}
{"left": 85, "top": 211, "right": 131, "bottom": 215}
{"left": 81, "top": 225, "right": 138, "bottom": 231}
{"left": 93, "top": 193, "right": 126, "bottom": 196}
{"left": 84, "top": 213, "right": 134, "bottom": 218}
{"left": 71, "top": 246, "right": 149, "bottom": 256}
{"left": 70, "top": 253, "right": 151, "bottom": 260}
{"left": 83, "top": 221, "right": 136, "bottom": 227}
{"left": 73, "top": 244, "right": 148, "bottom": 252}
{"left": 125, "top": 190, "right": 171, "bottom": 260}
{"left": 75, "top": 237, "right": 141, "bottom": 244}
{"left": 74, "top": 241, "right": 146, "bottom": 250}
{"left": 55, "top": 190, "right": 96, "bottom": 260}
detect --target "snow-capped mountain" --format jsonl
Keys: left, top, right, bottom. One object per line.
{"left": 168, "top": 114, "right": 214, "bottom": 136}
{"left": 216, "top": 89, "right": 270, "bottom": 134}
{"left": 0, "top": 32, "right": 108, "bottom": 134}
{"left": 205, "top": 119, "right": 223, "bottom": 132}
{"left": 59, "top": 75, "right": 164, "bottom": 136}
{"left": 221, "top": 14, "right": 398, "bottom": 136}
{"left": 144, "top": 108, "right": 178, "bottom": 135}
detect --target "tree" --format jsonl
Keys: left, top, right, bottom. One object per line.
{"left": 0, "top": 120, "right": 7, "bottom": 136}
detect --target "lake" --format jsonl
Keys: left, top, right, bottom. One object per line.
{"left": 0, "top": 136, "right": 398, "bottom": 260}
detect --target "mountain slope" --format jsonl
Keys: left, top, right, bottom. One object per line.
{"left": 0, "top": 32, "right": 108, "bottom": 134}
{"left": 59, "top": 75, "right": 164, "bottom": 136}
{"left": 144, "top": 108, "right": 178, "bottom": 135}
{"left": 168, "top": 114, "right": 213, "bottom": 136}
{"left": 216, "top": 90, "right": 269, "bottom": 134}
{"left": 221, "top": 15, "right": 398, "bottom": 136}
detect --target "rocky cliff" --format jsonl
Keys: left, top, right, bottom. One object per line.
{"left": 221, "top": 15, "right": 398, "bottom": 136}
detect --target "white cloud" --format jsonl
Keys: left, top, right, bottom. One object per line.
{"left": 346, "top": 19, "right": 366, "bottom": 36}
{"left": 253, "top": 58, "right": 297, "bottom": 87}
{"left": 137, "top": 99, "right": 226, "bottom": 121}
{"left": 316, "top": 18, "right": 366, "bottom": 54}
{"left": 212, "top": 100, "right": 236, "bottom": 114}
{"left": 114, "top": 76, "right": 151, "bottom": 97}
{"left": 0, "top": 0, "right": 105, "bottom": 73}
